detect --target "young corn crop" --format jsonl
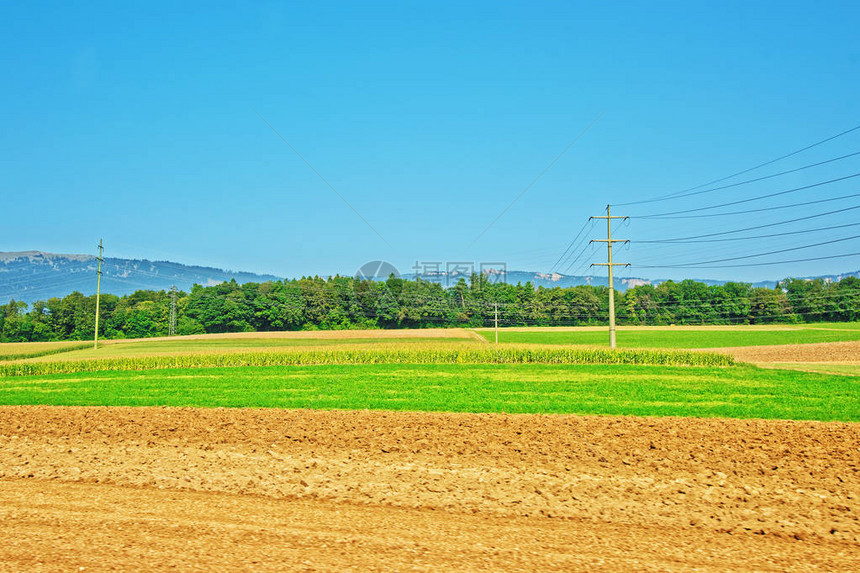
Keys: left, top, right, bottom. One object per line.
{"left": 0, "top": 342, "right": 92, "bottom": 362}
{"left": 0, "top": 347, "right": 734, "bottom": 377}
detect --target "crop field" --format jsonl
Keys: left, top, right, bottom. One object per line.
{"left": 2, "top": 362, "right": 857, "bottom": 421}
{"left": 20, "top": 336, "right": 474, "bottom": 361}
{"left": 2, "top": 328, "right": 479, "bottom": 362}
{"left": 1, "top": 325, "right": 858, "bottom": 570}
{"left": 0, "top": 340, "right": 91, "bottom": 360}
{"left": 475, "top": 323, "right": 860, "bottom": 347}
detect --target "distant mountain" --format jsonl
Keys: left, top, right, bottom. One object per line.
{"left": 399, "top": 270, "right": 658, "bottom": 290}
{"left": 0, "top": 251, "right": 281, "bottom": 303}
{"left": 400, "top": 268, "right": 859, "bottom": 291}
{"left": 3, "top": 251, "right": 857, "bottom": 304}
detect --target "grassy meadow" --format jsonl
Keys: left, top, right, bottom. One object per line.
{"left": 475, "top": 324, "right": 860, "bottom": 348}
{"left": 0, "top": 362, "right": 855, "bottom": 421}
{"left": 760, "top": 363, "right": 860, "bottom": 377}
{"left": 1, "top": 325, "right": 857, "bottom": 421}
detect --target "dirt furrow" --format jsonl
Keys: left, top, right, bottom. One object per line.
{"left": 1, "top": 406, "right": 858, "bottom": 570}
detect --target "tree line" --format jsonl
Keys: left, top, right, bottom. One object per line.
{"left": 1, "top": 274, "right": 858, "bottom": 342}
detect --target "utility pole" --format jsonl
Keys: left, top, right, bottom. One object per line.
{"left": 169, "top": 285, "right": 177, "bottom": 337}
{"left": 494, "top": 302, "right": 499, "bottom": 344}
{"left": 590, "top": 205, "right": 629, "bottom": 348}
{"left": 94, "top": 239, "right": 103, "bottom": 349}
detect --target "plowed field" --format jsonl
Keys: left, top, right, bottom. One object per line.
{"left": 716, "top": 339, "right": 860, "bottom": 364}
{"left": 1, "top": 407, "right": 858, "bottom": 571}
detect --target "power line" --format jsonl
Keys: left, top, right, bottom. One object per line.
{"left": 638, "top": 251, "right": 860, "bottom": 269}
{"left": 255, "top": 110, "right": 393, "bottom": 249}
{"left": 638, "top": 233, "right": 860, "bottom": 267}
{"left": 619, "top": 288, "right": 860, "bottom": 312}
{"left": 550, "top": 219, "right": 591, "bottom": 273}
{"left": 636, "top": 221, "right": 860, "bottom": 244}
{"left": 469, "top": 112, "right": 603, "bottom": 248}
{"left": 638, "top": 204, "right": 860, "bottom": 243}
{"left": 635, "top": 173, "right": 860, "bottom": 219}
{"left": 623, "top": 150, "right": 860, "bottom": 206}
{"left": 637, "top": 191, "right": 860, "bottom": 220}
{"left": 615, "top": 122, "right": 860, "bottom": 206}
{"left": 564, "top": 241, "right": 599, "bottom": 276}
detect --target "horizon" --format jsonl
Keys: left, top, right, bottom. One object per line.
{"left": 3, "top": 249, "right": 858, "bottom": 292}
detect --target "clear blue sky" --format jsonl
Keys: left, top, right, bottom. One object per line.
{"left": 3, "top": 1, "right": 859, "bottom": 283}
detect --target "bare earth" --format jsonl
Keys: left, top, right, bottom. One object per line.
{"left": 713, "top": 340, "right": 860, "bottom": 365}
{"left": 1, "top": 407, "right": 858, "bottom": 571}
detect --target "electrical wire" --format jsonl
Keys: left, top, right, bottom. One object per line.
{"left": 635, "top": 173, "right": 860, "bottom": 219}
{"left": 550, "top": 219, "right": 592, "bottom": 273}
{"left": 626, "top": 150, "right": 860, "bottom": 205}
{"left": 638, "top": 204, "right": 860, "bottom": 243}
{"left": 614, "top": 122, "right": 860, "bottom": 206}
{"left": 636, "top": 221, "right": 860, "bottom": 244}
{"left": 639, "top": 192, "right": 860, "bottom": 220}
{"left": 638, "top": 251, "right": 860, "bottom": 269}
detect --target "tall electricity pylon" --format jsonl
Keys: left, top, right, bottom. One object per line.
{"left": 590, "top": 206, "right": 629, "bottom": 348}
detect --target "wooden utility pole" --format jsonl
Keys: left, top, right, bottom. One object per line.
{"left": 94, "top": 239, "right": 103, "bottom": 349}
{"left": 590, "top": 206, "right": 629, "bottom": 348}
{"left": 494, "top": 302, "right": 499, "bottom": 344}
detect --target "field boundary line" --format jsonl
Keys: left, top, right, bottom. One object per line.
{"left": 467, "top": 329, "right": 492, "bottom": 344}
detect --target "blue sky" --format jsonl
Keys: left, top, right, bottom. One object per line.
{"left": 2, "top": 1, "right": 859, "bottom": 283}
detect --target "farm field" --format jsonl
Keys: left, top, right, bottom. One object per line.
{"left": 1, "top": 325, "right": 859, "bottom": 570}
{"left": 1, "top": 363, "right": 857, "bottom": 421}
{"left": 19, "top": 336, "right": 476, "bottom": 361}
{"left": 765, "top": 363, "right": 860, "bottom": 376}
{"left": 1, "top": 407, "right": 858, "bottom": 571}
{"left": 0, "top": 341, "right": 91, "bottom": 361}
{"left": 475, "top": 324, "right": 860, "bottom": 348}
{"left": 2, "top": 327, "right": 479, "bottom": 362}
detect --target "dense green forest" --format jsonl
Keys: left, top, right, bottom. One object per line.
{"left": 1, "top": 274, "right": 859, "bottom": 342}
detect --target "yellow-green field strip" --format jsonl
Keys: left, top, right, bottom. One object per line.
{"left": 0, "top": 342, "right": 92, "bottom": 362}
{"left": 0, "top": 347, "right": 734, "bottom": 377}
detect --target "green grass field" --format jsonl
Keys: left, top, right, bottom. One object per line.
{"left": 1, "top": 363, "right": 855, "bottom": 421}
{"left": 803, "top": 321, "right": 860, "bottom": 330}
{"left": 1, "top": 325, "right": 857, "bottom": 421}
{"left": 476, "top": 327, "right": 860, "bottom": 348}
{"left": 762, "top": 363, "right": 860, "bottom": 377}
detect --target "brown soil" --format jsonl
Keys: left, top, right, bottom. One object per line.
{"left": 714, "top": 340, "right": 860, "bottom": 364}
{"left": 1, "top": 407, "right": 858, "bottom": 571}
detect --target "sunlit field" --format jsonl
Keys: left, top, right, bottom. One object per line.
{"left": 475, "top": 324, "right": 860, "bottom": 348}
{"left": 2, "top": 362, "right": 856, "bottom": 421}
{"left": 0, "top": 324, "right": 857, "bottom": 421}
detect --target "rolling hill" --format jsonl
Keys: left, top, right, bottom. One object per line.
{"left": 0, "top": 251, "right": 280, "bottom": 303}
{"left": 2, "top": 251, "right": 857, "bottom": 304}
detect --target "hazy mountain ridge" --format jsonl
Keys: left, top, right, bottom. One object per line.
{"left": 0, "top": 251, "right": 280, "bottom": 303}
{"left": 2, "top": 251, "right": 858, "bottom": 304}
{"left": 399, "top": 270, "right": 782, "bottom": 291}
